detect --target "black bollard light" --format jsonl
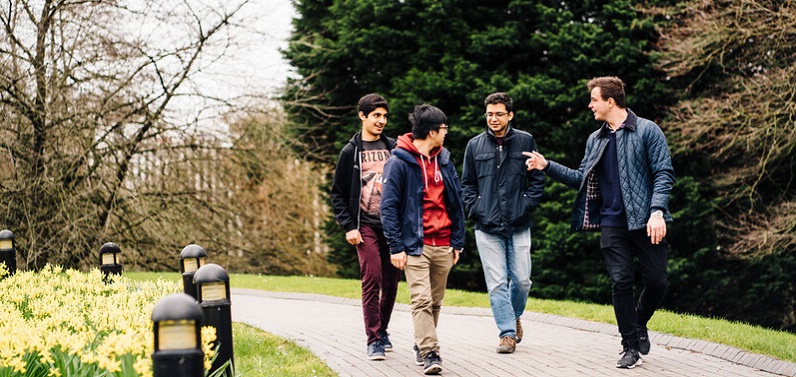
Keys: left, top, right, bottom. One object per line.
{"left": 0, "top": 229, "right": 16, "bottom": 276}
{"left": 180, "top": 244, "right": 207, "bottom": 299}
{"left": 151, "top": 293, "right": 205, "bottom": 377}
{"left": 99, "top": 242, "right": 122, "bottom": 281}
{"left": 194, "top": 263, "right": 233, "bottom": 376}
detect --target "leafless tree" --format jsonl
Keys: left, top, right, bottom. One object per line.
{"left": 650, "top": 0, "right": 795, "bottom": 258}
{"left": 0, "top": 0, "right": 278, "bottom": 270}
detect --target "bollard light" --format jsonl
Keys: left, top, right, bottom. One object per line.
{"left": 0, "top": 229, "right": 16, "bottom": 276}
{"left": 151, "top": 293, "right": 204, "bottom": 377}
{"left": 194, "top": 263, "right": 233, "bottom": 376}
{"left": 99, "top": 242, "right": 122, "bottom": 281}
{"left": 180, "top": 244, "right": 208, "bottom": 299}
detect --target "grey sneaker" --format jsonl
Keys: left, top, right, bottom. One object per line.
{"left": 616, "top": 348, "right": 642, "bottom": 369}
{"left": 413, "top": 344, "right": 423, "bottom": 366}
{"left": 638, "top": 327, "right": 650, "bottom": 355}
{"left": 423, "top": 351, "right": 442, "bottom": 375}
{"left": 379, "top": 330, "right": 393, "bottom": 352}
{"left": 367, "top": 340, "right": 385, "bottom": 361}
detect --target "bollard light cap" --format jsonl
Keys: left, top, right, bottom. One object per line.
{"left": 0, "top": 229, "right": 14, "bottom": 241}
{"left": 152, "top": 293, "right": 203, "bottom": 322}
{"left": 100, "top": 242, "right": 121, "bottom": 255}
{"left": 193, "top": 263, "right": 229, "bottom": 284}
{"left": 180, "top": 244, "right": 208, "bottom": 259}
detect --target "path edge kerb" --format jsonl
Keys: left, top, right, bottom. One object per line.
{"left": 231, "top": 288, "right": 796, "bottom": 377}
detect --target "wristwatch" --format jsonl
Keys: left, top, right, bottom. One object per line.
{"left": 651, "top": 210, "right": 663, "bottom": 218}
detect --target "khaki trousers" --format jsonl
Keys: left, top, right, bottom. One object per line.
{"left": 404, "top": 245, "right": 454, "bottom": 357}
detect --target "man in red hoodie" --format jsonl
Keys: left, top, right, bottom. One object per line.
{"left": 380, "top": 104, "right": 466, "bottom": 375}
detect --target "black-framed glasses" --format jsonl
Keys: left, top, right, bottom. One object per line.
{"left": 484, "top": 112, "right": 508, "bottom": 119}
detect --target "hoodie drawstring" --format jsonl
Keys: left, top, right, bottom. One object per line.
{"left": 419, "top": 155, "right": 442, "bottom": 191}
{"left": 434, "top": 157, "right": 442, "bottom": 184}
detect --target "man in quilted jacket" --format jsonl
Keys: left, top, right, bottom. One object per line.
{"left": 524, "top": 76, "right": 675, "bottom": 369}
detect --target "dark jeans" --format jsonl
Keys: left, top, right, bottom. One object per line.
{"left": 358, "top": 225, "right": 402, "bottom": 345}
{"left": 600, "top": 226, "right": 669, "bottom": 349}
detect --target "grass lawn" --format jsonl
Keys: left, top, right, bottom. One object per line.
{"left": 128, "top": 271, "right": 796, "bottom": 366}
{"left": 232, "top": 322, "right": 336, "bottom": 377}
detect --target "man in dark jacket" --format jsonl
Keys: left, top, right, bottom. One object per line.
{"left": 526, "top": 77, "right": 675, "bottom": 369}
{"left": 381, "top": 104, "right": 464, "bottom": 375}
{"left": 461, "top": 92, "right": 545, "bottom": 354}
{"left": 331, "top": 93, "right": 401, "bottom": 361}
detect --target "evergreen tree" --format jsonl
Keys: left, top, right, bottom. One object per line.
{"left": 282, "top": 0, "right": 723, "bottom": 323}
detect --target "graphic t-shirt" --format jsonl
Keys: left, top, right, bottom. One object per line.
{"left": 360, "top": 139, "right": 390, "bottom": 228}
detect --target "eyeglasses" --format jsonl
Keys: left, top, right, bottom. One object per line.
{"left": 484, "top": 112, "right": 508, "bottom": 119}
{"left": 438, "top": 125, "right": 450, "bottom": 130}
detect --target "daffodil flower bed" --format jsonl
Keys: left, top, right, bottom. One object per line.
{"left": 0, "top": 265, "right": 217, "bottom": 377}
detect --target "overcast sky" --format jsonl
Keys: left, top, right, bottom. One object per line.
{"left": 241, "top": 0, "right": 295, "bottom": 95}
{"left": 165, "top": 0, "right": 296, "bottom": 131}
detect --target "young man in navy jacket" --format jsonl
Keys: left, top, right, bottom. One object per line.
{"left": 381, "top": 104, "right": 465, "bottom": 375}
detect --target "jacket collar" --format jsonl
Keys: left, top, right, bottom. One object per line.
{"left": 598, "top": 108, "right": 637, "bottom": 138}
{"left": 487, "top": 123, "right": 515, "bottom": 141}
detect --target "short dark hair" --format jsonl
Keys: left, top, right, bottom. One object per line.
{"left": 484, "top": 92, "right": 513, "bottom": 113}
{"left": 587, "top": 77, "right": 626, "bottom": 108}
{"left": 409, "top": 104, "right": 447, "bottom": 140}
{"left": 358, "top": 93, "right": 389, "bottom": 116}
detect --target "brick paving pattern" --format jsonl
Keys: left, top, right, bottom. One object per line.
{"left": 231, "top": 288, "right": 796, "bottom": 377}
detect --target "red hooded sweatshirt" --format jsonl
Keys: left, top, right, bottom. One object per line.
{"left": 396, "top": 133, "right": 452, "bottom": 247}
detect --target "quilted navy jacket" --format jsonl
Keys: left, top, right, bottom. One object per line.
{"left": 380, "top": 146, "right": 466, "bottom": 256}
{"left": 544, "top": 109, "right": 675, "bottom": 232}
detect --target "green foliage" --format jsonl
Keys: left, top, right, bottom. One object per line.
{"left": 284, "top": 0, "right": 675, "bottom": 165}
{"left": 288, "top": 0, "right": 674, "bottom": 280}
{"left": 532, "top": 180, "right": 608, "bottom": 302}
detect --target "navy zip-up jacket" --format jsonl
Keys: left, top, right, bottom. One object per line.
{"left": 544, "top": 109, "right": 675, "bottom": 232}
{"left": 331, "top": 132, "right": 397, "bottom": 232}
{"left": 380, "top": 143, "right": 465, "bottom": 256}
{"left": 461, "top": 125, "right": 545, "bottom": 235}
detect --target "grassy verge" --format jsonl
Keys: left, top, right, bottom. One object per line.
{"left": 232, "top": 322, "right": 336, "bottom": 377}
{"left": 127, "top": 272, "right": 796, "bottom": 363}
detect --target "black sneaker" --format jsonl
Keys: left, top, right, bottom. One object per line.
{"left": 616, "top": 348, "right": 643, "bottom": 369}
{"left": 638, "top": 327, "right": 650, "bottom": 355}
{"left": 367, "top": 340, "right": 386, "bottom": 361}
{"left": 379, "top": 330, "right": 393, "bottom": 352}
{"left": 413, "top": 344, "right": 423, "bottom": 366}
{"left": 423, "top": 351, "right": 443, "bottom": 375}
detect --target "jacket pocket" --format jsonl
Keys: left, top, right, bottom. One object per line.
{"left": 474, "top": 153, "right": 495, "bottom": 178}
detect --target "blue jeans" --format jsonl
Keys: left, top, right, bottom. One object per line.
{"left": 475, "top": 228, "right": 532, "bottom": 339}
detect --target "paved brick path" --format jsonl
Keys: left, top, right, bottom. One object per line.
{"left": 231, "top": 288, "right": 796, "bottom": 377}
